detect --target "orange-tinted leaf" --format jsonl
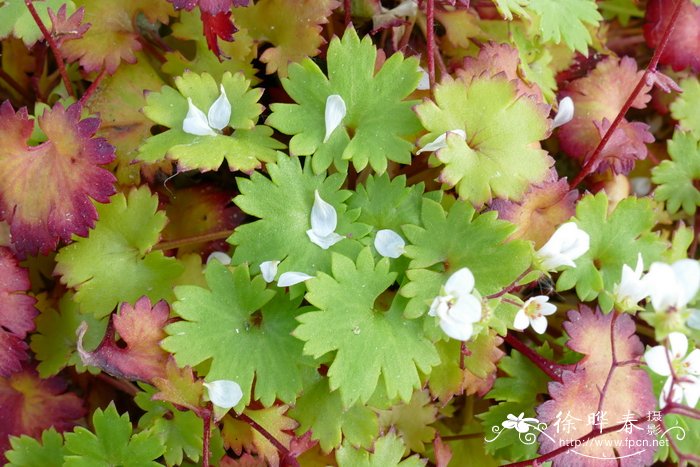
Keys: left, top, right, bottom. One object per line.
{"left": 61, "top": 0, "right": 174, "bottom": 73}
{"left": 0, "top": 101, "right": 115, "bottom": 257}
{"left": 0, "top": 367, "right": 84, "bottom": 457}
{"left": 222, "top": 406, "right": 297, "bottom": 466}
{"left": 152, "top": 358, "right": 205, "bottom": 412}
{"left": 78, "top": 296, "right": 170, "bottom": 382}
{"left": 536, "top": 308, "right": 656, "bottom": 465}
{"left": 0, "top": 247, "right": 37, "bottom": 376}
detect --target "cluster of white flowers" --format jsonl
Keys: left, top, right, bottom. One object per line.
{"left": 645, "top": 332, "right": 700, "bottom": 408}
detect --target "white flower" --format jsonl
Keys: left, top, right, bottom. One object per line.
{"left": 613, "top": 253, "right": 647, "bottom": 310}
{"left": 204, "top": 380, "right": 243, "bottom": 409}
{"left": 260, "top": 260, "right": 280, "bottom": 283}
{"left": 643, "top": 259, "right": 700, "bottom": 312}
{"left": 513, "top": 296, "right": 557, "bottom": 334}
{"left": 277, "top": 271, "right": 314, "bottom": 287}
{"left": 416, "top": 66, "right": 430, "bottom": 90}
{"left": 428, "top": 267, "right": 482, "bottom": 341}
{"left": 206, "top": 251, "right": 231, "bottom": 265}
{"left": 182, "top": 84, "right": 231, "bottom": 136}
{"left": 306, "top": 190, "right": 344, "bottom": 249}
{"left": 324, "top": 94, "right": 346, "bottom": 143}
{"left": 536, "top": 222, "right": 590, "bottom": 271}
{"left": 645, "top": 332, "right": 700, "bottom": 408}
{"left": 551, "top": 96, "right": 574, "bottom": 129}
{"left": 502, "top": 412, "right": 539, "bottom": 433}
{"left": 417, "top": 129, "right": 467, "bottom": 154}
{"left": 374, "top": 229, "right": 405, "bottom": 258}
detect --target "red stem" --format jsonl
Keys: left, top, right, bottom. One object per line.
{"left": 503, "top": 422, "right": 628, "bottom": 467}
{"left": 569, "top": 0, "right": 684, "bottom": 188}
{"left": 485, "top": 269, "right": 533, "bottom": 300}
{"left": 503, "top": 332, "right": 565, "bottom": 382}
{"left": 202, "top": 407, "right": 212, "bottom": 467}
{"left": 343, "top": 0, "right": 351, "bottom": 27}
{"left": 79, "top": 68, "right": 107, "bottom": 105}
{"left": 237, "top": 413, "right": 290, "bottom": 459}
{"left": 24, "top": 0, "right": 75, "bottom": 98}
{"left": 425, "top": 0, "right": 435, "bottom": 88}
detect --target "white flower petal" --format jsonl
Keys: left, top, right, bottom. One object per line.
{"left": 681, "top": 377, "right": 700, "bottom": 407}
{"left": 207, "top": 84, "right": 232, "bottom": 131}
{"left": 204, "top": 380, "right": 243, "bottom": 409}
{"left": 530, "top": 315, "right": 549, "bottom": 334}
{"left": 668, "top": 332, "right": 689, "bottom": 360}
{"left": 416, "top": 66, "right": 430, "bottom": 90}
{"left": 539, "top": 302, "right": 557, "bottom": 316}
{"left": 513, "top": 309, "right": 530, "bottom": 330}
{"left": 672, "top": 259, "right": 700, "bottom": 309}
{"left": 438, "top": 313, "right": 474, "bottom": 341}
{"left": 416, "top": 129, "right": 466, "bottom": 154}
{"left": 685, "top": 349, "right": 700, "bottom": 376}
{"left": 323, "top": 94, "right": 346, "bottom": 143}
{"left": 449, "top": 293, "right": 482, "bottom": 323}
{"left": 277, "top": 271, "right": 314, "bottom": 287}
{"left": 645, "top": 345, "right": 673, "bottom": 377}
{"left": 206, "top": 251, "right": 231, "bottom": 265}
{"left": 687, "top": 309, "right": 700, "bottom": 330}
{"left": 552, "top": 96, "right": 574, "bottom": 129}
{"left": 444, "top": 267, "right": 475, "bottom": 297}
{"left": 183, "top": 97, "right": 216, "bottom": 136}
{"left": 645, "top": 262, "right": 681, "bottom": 311}
{"left": 630, "top": 177, "right": 652, "bottom": 196}
{"left": 537, "top": 222, "right": 589, "bottom": 271}
{"left": 428, "top": 296, "right": 445, "bottom": 317}
{"left": 306, "top": 229, "right": 344, "bottom": 249}
{"left": 374, "top": 229, "right": 406, "bottom": 258}
{"left": 260, "top": 260, "right": 280, "bottom": 283}
{"left": 310, "top": 190, "right": 338, "bottom": 237}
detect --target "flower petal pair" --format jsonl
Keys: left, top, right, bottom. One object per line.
{"left": 306, "top": 190, "right": 344, "bottom": 249}
{"left": 182, "top": 84, "right": 231, "bottom": 136}
{"left": 536, "top": 222, "right": 590, "bottom": 271}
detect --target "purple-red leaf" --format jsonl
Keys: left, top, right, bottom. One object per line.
{"left": 0, "top": 101, "right": 115, "bottom": 257}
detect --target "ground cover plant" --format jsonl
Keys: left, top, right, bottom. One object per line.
{"left": 0, "top": 0, "right": 699, "bottom": 465}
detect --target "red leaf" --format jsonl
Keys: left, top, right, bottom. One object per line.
{"left": 0, "top": 247, "right": 37, "bottom": 376}
{"left": 536, "top": 308, "right": 656, "bottom": 466}
{"left": 48, "top": 4, "right": 90, "bottom": 46}
{"left": 0, "top": 101, "right": 115, "bottom": 258}
{"left": 201, "top": 10, "right": 237, "bottom": 58}
{"left": 644, "top": 0, "right": 700, "bottom": 73}
{"left": 0, "top": 367, "right": 84, "bottom": 459}
{"left": 78, "top": 297, "right": 171, "bottom": 382}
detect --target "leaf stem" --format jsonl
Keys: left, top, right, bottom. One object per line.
{"left": 485, "top": 269, "right": 534, "bottom": 300}
{"left": 503, "top": 332, "right": 565, "bottom": 382}
{"left": 153, "top": 229, "right": 235, "bottom": 251}
{"left": 202, "top": 407, "right": 212, "bottom": 467}
{"left": 237, "top": 413, "right": 290, "bottom": 459}
{"left": 79, "top": 68, "right": 107, "bottom": 105}
{"left": 24, "top": 0, "right": 75, "bottom": 98}
{"left": 343, "top": 0, "right": 351, "bottom": 27}
{"left": 425, "top": 0, "right": 435, "bottom": 88}
{"left": 569, "top": 0, "right": 684, "bottom": 188}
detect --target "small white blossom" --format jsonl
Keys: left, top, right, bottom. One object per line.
{"left": 536, "top": 222, "right": 590, "bottom": 271}
{"left": 260, "top": 260, "right": 280, "bottom": 283}
{"left": 277, "top": 271, "right": 314, "bottom": 287}
{"left": 204, "top": 380, "right": 243, "bottom": 409}
{"left": 428, "top": 267, "right": 482, "bottom": 341}
{"left": 182, "top": 84, "right": 231, "bottom": 136}
{"left": 306, "top": 190, "right": 344, "bottom": 249}
{"left": 206, "top": 251, "right": 231, "bottom": 265}
{"left": 551, "top": 96, "right": 574, "bottom": 129}
{"left": 613, "top": 253, "right": 647, "bottom": 310}
{"left": 645, "top": 332, "right": 700, "bottom": 408}
{"left": 374, "top": 229, "right": 405, "bottom": 258}
{"left": 324, "top": 94, "right": 347, "bottom": 143}
{"left": 417, "top": 129, "right": 466, "bottom": 154}
{"left": 502, "top": 413, "right": 539, "bottom": 433}
{"left": 513, "top": 296, "right": 557, "bottom": 334}
{"left": 643, "top": 259, "right": 700, "bottom": 312}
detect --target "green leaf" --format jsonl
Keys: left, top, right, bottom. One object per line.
{"left": 139, "top": 71, "right": 283, "bottom": 172}
{"left": 289, "top": 375, "right": 379, "bottom": 452}
{"left": 135, "top": 386, "right": 203, "bottom": 466}
{"left": 336, "top": 433, "right": 426, "bottom": 467}
{"left": 55, "top": 187, "right": 184, "bottom": 317}
{"left": 652, "top": 131, "right": 700, "bottom": 215}
{"left": 230, "top": 155, "right": 368, "bottom": 277}
{"left": 526, "top": 0, "right": 602, "bottom": 54}
{"left": 377, "top": 390, "right": 437, "bottom": 454}
{"left": 30, "top": 292, "right": 108, "bottom": 377}
{"left": 599, "top": 0, "right": 644, "bottom": 25}
{"left": 294, "top": 248, "right": 440, "bottom": 407}
{"left": 486, "top": 343, "right": 553, "bottom": 403}
{"left": 6, "top": 428, "right": 65, "bottom": 467}
{"left": 0, "top": 0, "right": 74, "bottom": 46}
{"left": 491, "top": 0, "right": 530, "bottom": 20}
{"left": 414, "top": 76, "right": 552, "bottom": 205}
{"left": 63, "top": 403, "right": 164, "bottom": 467}
{"left": 401, "top": 199, "right": 532, "bottom": 318}
{"left": 267, "top": 27, "right": 422, "bottom": 174}
{"left": 556, "top": 192, "right": 667, "bottom": 312}
{"left": 163, "top": 262, "right": 312, "bottom": 407}
{"left": 670, "top": 77, "right": 700, "bottom": 139}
